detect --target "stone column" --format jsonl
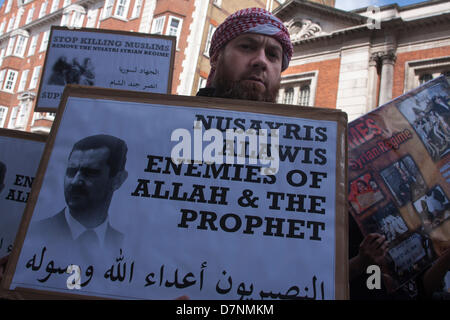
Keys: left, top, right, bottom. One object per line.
{"left": 367, "top": 53, "right": 379, "bottom": 111}
{"left": 378, "top": 51, "right": 396, "bottom": 106}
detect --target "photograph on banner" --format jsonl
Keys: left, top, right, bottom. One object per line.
{"left": 35, "top": 27, "right": 175, "bottom": 112}
{"left": 0, "top": 129, "right": 46, "bottom": 257}
{"left": 348, "top": 76, "right": 450, "bottom": 292}
{"left": 5, "top": 87, "right": 347, "bottom": 300}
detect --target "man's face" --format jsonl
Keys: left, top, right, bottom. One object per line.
{"left": 64, "top": 147, "right": 114, "bottom": 212}
{"left": 212, "top": 33, "right": 283, "bottom": 102}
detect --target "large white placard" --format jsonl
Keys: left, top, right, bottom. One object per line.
{"left": 7, "top": 89, "right": 347, "bottom": 300}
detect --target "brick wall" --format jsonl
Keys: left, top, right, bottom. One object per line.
{"left": 283, "top": 58, "right": 341, "bottom": 109}
{"left": 393, "top": 46, "right": 450, "bottom": 98}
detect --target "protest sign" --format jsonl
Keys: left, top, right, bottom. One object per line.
{"left": 3, "top": 85, "right": 348, "bottom": 300}
{"left": 348, "top": 76, "right": 450, "bottom": 292}
{"left": 34, "top": 27, "right": 175, "bottom": 112}
{"left": 0, "top": 129, "right": 46, "bottom": 257}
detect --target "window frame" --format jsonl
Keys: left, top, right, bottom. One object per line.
{"left": 404, "top": 56, "right": 450, "bottom": 92}
{"left": 0, "top": 106, "right": 7, "bottom": 128}
{"left": 5, "top": 0, "right": 12, "bottom": 14}
{"left": 278, "top": 71, "right": 317, "bottom": 107}
{"left": 8, "top": 106, "right": 18, "bottom": 129}
{"left": 38, "top": 1, "right": 48, "bottom": 19}
{"left": 27, "top": 35, "right": 38, "bottom": 56}
{"left": 17, "top": 69, "right": 29, "bottom": 92}
{"left": 166, "top": 15, "right": 183, "bottom": 47}
{"left": 203, "top": 24, "right": 216, "bottom": 57}
{"left": 29, "top": 65, "right": 41, "bottom": 89}
{"left": 50, "top": 0, "right": 60, "bottom": 13}
{"left": 114, "top": 0, "right": 130, "bottom": 19}
{"left": 39, "top": 31, "right": 50, "bottom": 52}
{"left": 130, "top": 0, "right": 143, "bottom": 19}
{"left": 25, "top": 6, "right": 35, "bottom": 24}
{"left": 5, "top": 37, "right": 16, "bottom": 56}
{"left": 0, "top": 21, "right": 5, "bottom": 35}
{"left": 102, "top": 0, "right": 115, "bottom": 19}
{"left": 3, "top": 69, "right": 19, "bottom": 93}
{"left": 13, "top": 35, "right": 28, "bottom": 57}
{"left": 0, "top": 70, "right": 6, "bottom": 89}
{"left": 6, "top": 16, "right": 15, "bottom": 33}
{"left": 151, "top": 16, "right": 165, "bottom": 35}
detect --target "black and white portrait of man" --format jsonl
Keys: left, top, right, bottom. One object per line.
{"left": 28, "top": 134, "right": 128, "bottom": 253}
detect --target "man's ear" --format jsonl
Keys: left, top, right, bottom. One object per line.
{"left": 210, "top": 50, "right": 221, "bottom": 69}
{"left": 112, "top": 170, "right": 128, "bottom": 191}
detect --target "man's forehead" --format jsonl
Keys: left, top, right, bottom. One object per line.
{"left": 231, "top": 33, "right": 282, "bottom": 50}
{"left": 68, "top": 147, "right": 110, "bottom": 164}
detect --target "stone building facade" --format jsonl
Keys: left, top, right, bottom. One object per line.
{"left": 274, "top": 0, "right": 450, "bottom": 121}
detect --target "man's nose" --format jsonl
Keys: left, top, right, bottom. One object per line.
{"left": 71, "top": 170, "right": 85, "bottom": 185}
{"left": 250, "top": 48, "right": 268, "bottom": 70}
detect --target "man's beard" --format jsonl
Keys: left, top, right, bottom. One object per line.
{"left": 213, "top": 61, "right": 280, "bottom": 103}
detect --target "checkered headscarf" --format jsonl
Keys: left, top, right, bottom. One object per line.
{"left": 207, "top": 7, "right": 293, "bottom": 87}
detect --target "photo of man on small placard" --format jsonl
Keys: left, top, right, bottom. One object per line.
{"left": 48, "top": 56, "right": 96, "bottom": 87}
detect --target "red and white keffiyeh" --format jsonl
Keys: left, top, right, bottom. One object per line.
{"left": 207, "top": 7, "right": 293, "bottom": 87}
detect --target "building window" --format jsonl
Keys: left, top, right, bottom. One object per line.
{"left": 18, "top": 69, "right": 29, "bottom": 92}
{"left": 27, "top": 35, "right": 38, "bottom": 56}
{"left": 4, "top": 70, "right": 18, "bottom": 92}
{"left": 197, "top": 77, "right": 207, "bottom": 91}
{"left": 61, "top": 12, "right": 69, "bottom": 26}
{"left": 279, "top": 72, "right": 317, "bottom": 106}
{"left": 26, "top": 6, "right": 35, "bottom": 24}
{"left": 29, "top": 66, "right": 41, "bottom": 89}
{"left": 419, "top": 73, "right": 433, "bottom": 85}
{"left": 63, "top": 0, "right": 71, "bottom": 7}
{"left": 0, "top": 21, "right": 5, "bottom": 35}
{"left": 39, "top": 1, "right": 48, "bottom": 19}
{"left": 50, "top": 0, "right": 60, "bottom": 13}
{"left": 283, "top": 87, "right": 294, "bottom": 104}
{"left": 115, "top": 0, "right": 130, "bottom": 19}
{"left": 0, "top": 49, "right": 5, "bottom": 67}
{"left": 71, "top": 11, "right": 85, "bottom": 27}
{"left": 14, "top": 35, "right": 28, "bottom": 57}
{"left": 8, "top": 106, "right": 18, "bottom": 128}
{"left": 86, "top": 9, "right": 98, "bottom": 28}
{"left": 7, "top": 16, "right": 15, "bottom": 33}
{"left": 213, "top": 0, "right": 222, "bottom": 7}
{"left": 6, "top": 37, "right": 15, "bottom": 56}
{"left": 15, "top": 103, "right": 31, "bottom": 129}
{"left": 298, "top": 84, "right": 310, "bottom": 106}
{"left": 131, "top": 0, "right": 142, "bottom": 19}
{"left": 5, "top": 0, "right": 12, "bottom": 14}
{"left": 0, "top": 106, "right": 7, "bottom": 128}
{"left": 151, "top": 16, "right": 165, "bottom": 35}
{"left": 204, "top": 24, "right": 216, "bottom": 57}
{"left": 167, "top": 16, "right": 182, "bottom": 37}
{"left": 103, "top": 0, "right": 115, "bottom": 19}
{"left": 39, "top": 31, "right": 50, "bottom": 52}
{"left": 405, "top": 56, "right": 450, "bottom": 92}
{"left": 166, "top": 16, "right": 182, "bottom": 47}
{"left": 0, "top": 70, "right": 6, "bottom": 89}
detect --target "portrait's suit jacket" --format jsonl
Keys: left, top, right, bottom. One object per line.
{"left": 28, "top": 209, "right": 124, "bottom": 252}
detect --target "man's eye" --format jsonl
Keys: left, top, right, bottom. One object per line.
{"left": 267, "top": 51, "right": 280, "bottom": 60}
{"left": 82, "top": 168, "right": 101, "bottom": 177}
{"left": 66, "top": 168, "right": 77, "bottom": 177}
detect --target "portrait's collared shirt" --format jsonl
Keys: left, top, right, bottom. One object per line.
{"left": 64, "top": 208, "right": 108, "bottom": 247}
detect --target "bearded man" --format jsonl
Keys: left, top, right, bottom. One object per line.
{"left": 196, "top": 7, "right": 293, "bottom": 103}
